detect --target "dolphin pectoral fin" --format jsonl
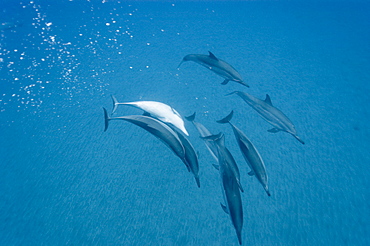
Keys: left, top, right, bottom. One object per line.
{"left": 103, "top": 107, "right": 111, "bottom": 132}
{"left": 208, "top": 51, "right": 219, "bottom": 61}
{"left": 111, "top": 95, "right": 119, "bottom": 114}
{"left": 248, "top": 170, "right": 255, "bottom": 176}
{"left": 212, "top": 164, "right": 220, "bottom": 170}
{"left": 264, "top": 94, "right": 273, "bottom": 106}
{"left": 221, "top": 79, "right": 230, "bottom": 85}
{"left": 268, "top": 128, "right": 280, "bottom": 133}
{"left": 220, "top": 203, "right": 229, "bottom": 214}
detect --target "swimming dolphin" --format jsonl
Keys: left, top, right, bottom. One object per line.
{"left": 103, "top": 108, "right": 188, "bottom": 170}
{"left": 104, "top": 108, "right": 201, "bottom": 187}
{"left": 111, "top": 95, "right": 189, "bottom": 136}
{"left": 201, "top": 129, "right": 244, "bottom": 193}
{"left": 226, "top": 91, "right": 305, "bottom": 144}
{"left": 204, "top": 133, "right": 243, "bottom": 245}
{"left": 185, "top": 112, "right": 218, "bottom": 163}
{"left": 173, "top": 127, "right": 200, "bottom": 188}
{"left": 217, "top": 111, "right": 270, "bottom": 196}
{"left": 178, "top": 51, "right": 249, "bottom": 88}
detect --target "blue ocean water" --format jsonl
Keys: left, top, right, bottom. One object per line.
{"left": 1, "top": 0, "right": 369, "bottom": 245}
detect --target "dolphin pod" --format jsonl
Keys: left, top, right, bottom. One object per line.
{"left": 217, "top": 111, "right": 271, "bottom": 196}
{"left": 102, "top": 51, "right": 305, "bottom": 244}
{"left": 111, "top": 95, "right": 189, "bottom": 136}
{"left": 227, "top": 91, "right": 305, "bottom": 145}
{"left": 203, "top": 133, "right": 243, "bottom": 245}
{"left": 103, "top": 107, "right": 200, "bottom": 187}
{"left": 178, "top": 51, "right": 249, "bottom": 88}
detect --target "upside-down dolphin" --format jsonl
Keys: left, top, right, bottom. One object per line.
{"left": 217, "top": 111, "right": 270, "bottom": 196}
{"left": 111, "top": 95, "right": 189, "bottom": 136}
{"left": 226, "top": 91, "right": 305, "bottom": 144}
{"left": 178, "top": 51, "right": 249, "bottom": 88}
{"left": 204, "top": 133, "right": 243, "bottom": 245}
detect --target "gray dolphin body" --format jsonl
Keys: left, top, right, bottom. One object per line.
{"left": 206, "top": 133, "right": 243, "bottom": 245}
{"left": 200, "top": 129, "right": 244, "bottom": 194}
{"left": 227, "top": 91, "right": 305, "bottom": 144}
{"left": 178, "top": 51, "right": 249, "bottom": 88}
{"left": 103, "top": 108, "right": 200, "bottom": 187}
{"left": 185, "top": 112, "right": 218, "bottom": 162}
{"left": 218, "top": 111, "right": 270, "bottom": 196}
{"left": 171, "top": 126, "right": 200, "bottom": 188}
{"left": 103, "top": 107, "right": 186, "bottom": 167}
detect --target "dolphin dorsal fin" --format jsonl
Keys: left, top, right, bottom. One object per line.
{"left": 217, "top": 110, "right": 234, "bottom": 124}
{"left": 265, "top": 94, "right": 273, "bottom": 106}
{"left": 185, "top": 112, "right": 196, "bottom": 122}
{"left": 208, "top": 51, "right": 219, "bottom": 61}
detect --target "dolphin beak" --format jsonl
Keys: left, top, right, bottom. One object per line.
{"left": 239, "top": 81, "right": 250, "bottom": 88}
{"left": 293, "top": 135, "right": 305, "bottom": 144}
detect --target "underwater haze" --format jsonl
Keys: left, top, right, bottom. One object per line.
{"left": 1, "top": 0, "right": 369, "bottom": 245}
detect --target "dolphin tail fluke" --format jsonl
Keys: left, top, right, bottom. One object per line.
{"left": 217, "top": 110, "right": 234, "bottom": 124}
{"left": 111, "top": 95, "right": 119, "bottom": 114}
{"left": 185, "top": 112, "right": 196, "bottom": 122}
{"left": 103, "top": 107, "right": 111, "bottom": 132}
